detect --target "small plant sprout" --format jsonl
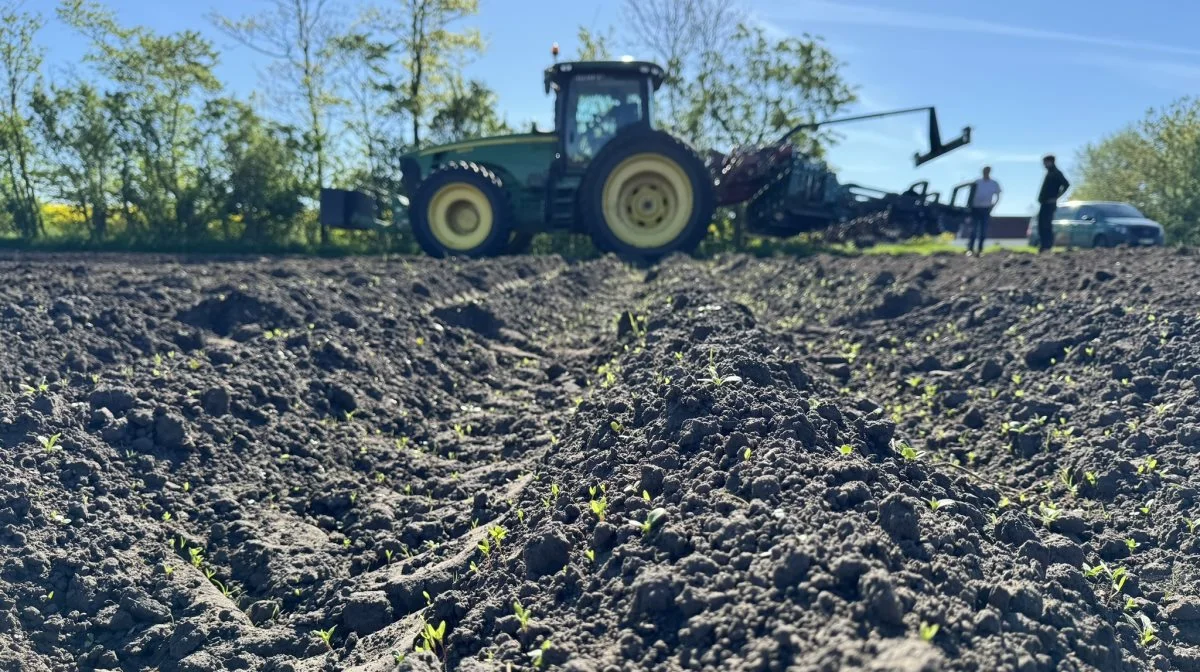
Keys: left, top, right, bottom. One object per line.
{"left": 998, "top": 496, "right": 1011, "bottom": 509}
{"left": 1137, "top": 456, "right": 1159, "bottom": 475}
{"left": 609, "top": 420, "right": 623, "bottom": 434}
{"left": 1083, "top": 561, "right": 1108, "bottom": 579}
{"left": 585, "top": 549, "right": 595, "bottom": 563}
{"left": 513, "top": 600, "right": 532, "bottom": 632}
{"left": 642, "top": 507, "right": 668, "bottom": 537}
{"left": 38, "top": 434, "right": 61, "bottom": 452}
{"left": 919, "top": 622, "right": 939, "bottom": 641}
{"left": 838, "top": 444, "right": 854, "bottom": 456}
{"left": 928, "top": 498, "right": 954, "bottom": 511}
{"left": 488, "top": 525, "right": 507, "bottom": 548}
{"left": 164, "top": 564, "right": 175, "bottom": 576}
{"left": 743, "top": 447, "right": 752, "bottom": 461}
{"left": 517, "top": 508, "right": 525, "bottom": 523}
{"left": 1125, "top": 538, "right": 1139, "bottom": 552}
{"left": 1111, "top": 567, "right": 1129, "bottom": 595}
{"left": 1125, "top": 597, "right": 1138, "bottom": 612}
{"left": 1085, "top": 471, "right": 1097, "bottom": 486}
{"left": 189, "top": 547, "right": 204, "bottom": 568}
{"left": 1038, "top": 501, "right": 1061, "bottom": 529}
{"left": 898, "top": 444, "right": 923, "bottom": 461}
{"left": 1058, "top": 468, "right": 1078, "bottom": 497}
{"left": 529, "top": 639, "right": 553, "bottom": 668}
{"left": 1137, "top": 614, "right": 1156, "bottom": 646}
{"left": 1186, "top": 517, "right": 1200, "bottom": 535}
{"left": 161, "top": 512, "right": 172, "bottom": 522}
{"left": 418, "top": 620, "right": 446, "bottom": 656}
{"left": 422, "top": 590, "right": 432, "bottom": 606}
{"left": 385, "top": 549, "right": 394, "bottom": 564}
{"left": 589, "top": 496, "right": 608, "bottom": 521}
{"left": 477, "top": 537, "right": 492, "bottom": 557}
{"left": 315, "top": 625, "right": 336, "bottom": 651}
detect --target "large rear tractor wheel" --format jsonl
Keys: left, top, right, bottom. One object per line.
{"left": 411, "top": 162, "right": 512, "bottom": 258}
{"left": 579, "top": 131, "right": 715, "bottom": 262}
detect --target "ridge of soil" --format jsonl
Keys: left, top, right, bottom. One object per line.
{"left": 1, "top": 247, "right": 1198, "bottom": 672}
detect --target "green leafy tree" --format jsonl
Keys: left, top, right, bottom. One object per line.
{"left": 204, "top": 98, "right": 306, "bottom": 245}
{"left": 211, "top": 0, "right": 342, "bottom": 243}
{"left": 1074, "top": 97, "right": 1200, "bottom": 244}
{"left": 0, "top": 1, "right": 44, "bottom": 239}
{"left": 574, "top": 26, "right": 614, "bottom": 61}
{"left": 685, "top": 24, "right": 857, "bottom": 152}
{"left": 60, "top": 0, "right": 222, "bottom": 242}
{"left": 31, "top": 83, "right": 120, "bottom": 241}
{"left": 371, "top": 0, "right": 484, "bottom": 149}
{"left": 427, "top": 77, "right": 509, "bottom": 144}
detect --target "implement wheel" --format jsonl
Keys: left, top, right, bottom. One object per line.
{"left": 579, "top": 130, "right": 715, "bottom": 262}
{"left": 411, "top": 162, "right": 512, "bottom": 258}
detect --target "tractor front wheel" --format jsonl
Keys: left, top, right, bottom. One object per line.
{"left": 579, "top": 131, "right": 715, "bottom": 262}
{"left": 410, "top": 162, "right": 512, "bottom": 258}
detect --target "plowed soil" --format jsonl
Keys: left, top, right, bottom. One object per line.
{"left": 2, "top": 248, "right": 1199, "bottom": 672}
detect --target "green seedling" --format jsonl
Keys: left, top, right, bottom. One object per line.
{"left": 1038, "top": 501, "right": 1061, "bottom": 529}
{"left": 589, "top": 497, "right": 608, "bottom": 522}
{"left": 1186, "top": 518, "right": 1199, "bottom": 535}
{"left": 609, "top": 420, "right": 623, "bottom": 434}
{"left": 418, "top": 620, "right": 446, "bottom": 655}
{"left": 161, "top": 512, "right": 172, "bottom": 522}
{"left": 189, "top": 547, "right": 204, "bottom": 568}
{"left": 477, "top": 538, "right": 491, "bottom": 557}
{"left": 743, "top": 447, "right": 752, "bottom": 461}
{"left": 488, "top": 526, "right": 507, "bottom": 548}
{"left": 1085, "top": 471, "right": 1097, "bottom": 486}
{"left": 1111, "top": 567, "right": 1129, "bottom": 595}
{"left": 38, "top": 434, "right": 61, "bottom": 452}
{"left": 1083, "top": 561, "right": 1108, "bottom": 579}
{"left": 517, "top": 509, "right": 525, "bottom": 523}
{"left": 1125, "top": 538, "right": 1139, "bottom": 552}
{"left": 1137, "top": 614, "right": 1156, "bottom": 646}
{"left": 838, "top": 444, "right": 854, "bottom": 456}
{"left": 1058, "top": 469, "right": 1078, "bottom": 497}
{"left": 529, "top": 640, "right": 552, "bottom": 668}
{"left": 315, "top": 626, "right": 336, "bottom": 651}
{"left": 164, "top": 564, "right": 175, "bottom": 576}
{"left": 585, "top": 549, "right": 595, "bottom": 563}
{"left": 513, "top": 600, "right": 532, "bottom": 632}
{"left": 919, "top": 622, "right": 939, "bottom": 641}
{"left": 642, "top": 507, "right": 668, "bottom": 536}
{"left": 1137, "top": 457, "right": 1158, "bottom": 475}
{"left": 898, "top": 444, "right": 923, "bottom": 461}
{"left": 997, "top": 496, "right": 1011, "bottom": 509}
{"left": 422, "top": 590, "right": 432, "bottom": 606}
{"left": 928, "top": 498, "right": 954, "bottom": 511}
{"left": 1125, "top": 597, "right": 1138, "bottom": 611}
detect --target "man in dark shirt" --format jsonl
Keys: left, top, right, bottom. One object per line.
{"left": 1036, "top": 155, "right": 1070, "bottom": 252}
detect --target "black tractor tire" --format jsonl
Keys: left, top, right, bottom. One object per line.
{"left": 578, "top": 130, "right": 715, "bottom": 262}
{"left": 410, "top": 161, "right": 513, "bottom": 258}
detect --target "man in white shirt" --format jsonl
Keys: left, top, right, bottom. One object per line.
{"left": 967, "top": 166, "right": 1001, "bottom": 255}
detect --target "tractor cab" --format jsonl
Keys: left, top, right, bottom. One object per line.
{"left": 544, "top": 61, "right": 666, "bottom": 168}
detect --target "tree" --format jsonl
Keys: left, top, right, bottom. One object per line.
{"left": 427, "top": 77, "right": 509, "bottom": 144}
{"left": 574, "top": 26, "right": 613, "bottom": 61}
{"left": 60, "top": 0, "right": 222, "bottom": 242}
{"left": 1074, "top": 97, "right": 1200, "bottom": 244}
{"left": 211, "top": 0, "right": 343, "bottom": 243}
{"left": 0, "top": 1, "right": 44, "bottom": 239}
{"left": 31, "top": 83, "right": 119, "bottom": 241}
{"left": 620, "top": 0, "right": 742, "bottom": 137}
{"left": 685, "top": 24, "right": 857, "bottom": 152}
{"left": 371, "top": 0, "right": 483, "bottom": 149}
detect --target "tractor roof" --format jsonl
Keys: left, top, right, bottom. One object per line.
{"left": 543, "top": 60, "right": 666, "bottom": 94}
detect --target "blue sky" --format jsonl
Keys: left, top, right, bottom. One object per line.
{"left": 37, "top": 0, "right": 1200, "bottom": 216}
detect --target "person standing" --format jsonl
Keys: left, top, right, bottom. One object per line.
{"left": 1036, "top": 155, "right": 1070, "bottom": 252}
{"left": 967, "top": 166, "right": 1001, "bottom": 255}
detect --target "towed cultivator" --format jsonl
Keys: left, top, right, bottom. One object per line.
{"left": 709, "top": 107, "right": 972, "bottom": 245}
{"left": 321, "top": 59, "right": 973, "bottom": 260}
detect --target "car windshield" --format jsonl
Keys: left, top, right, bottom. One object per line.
{"left": 1095, "top": 203, "right": 1144, "bottom": 218}
{"left": 1052, "top": 205, "right": 1079, "bottom": 220}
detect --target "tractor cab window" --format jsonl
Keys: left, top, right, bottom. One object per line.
{"left": 565, "top": 76, "right": 644, "bottom": 164}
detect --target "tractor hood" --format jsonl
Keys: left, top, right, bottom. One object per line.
{"left": 399, "top": 132, "right": 559, "bottom": 195}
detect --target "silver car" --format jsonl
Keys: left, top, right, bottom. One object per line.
{"left": 1028, "top": 201, "right": 1165, "bottom": 248}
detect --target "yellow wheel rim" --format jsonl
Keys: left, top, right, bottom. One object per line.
{"left": 427, "top": 183, "right": 493, "bottom": 251}
{"left": 600, "top": 153, "right": 694, "bottom": 249}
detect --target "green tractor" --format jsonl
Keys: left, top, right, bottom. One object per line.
{"left": 320, "top": 58, "right": 973, "bottom": 261}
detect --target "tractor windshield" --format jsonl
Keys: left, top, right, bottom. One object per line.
{"left": 565, "top": 75, "right": 644, "bottom": 164}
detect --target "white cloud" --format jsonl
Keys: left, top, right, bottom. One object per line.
{"left": 773, "top": 1, "right": 1200, "bottom": 59}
